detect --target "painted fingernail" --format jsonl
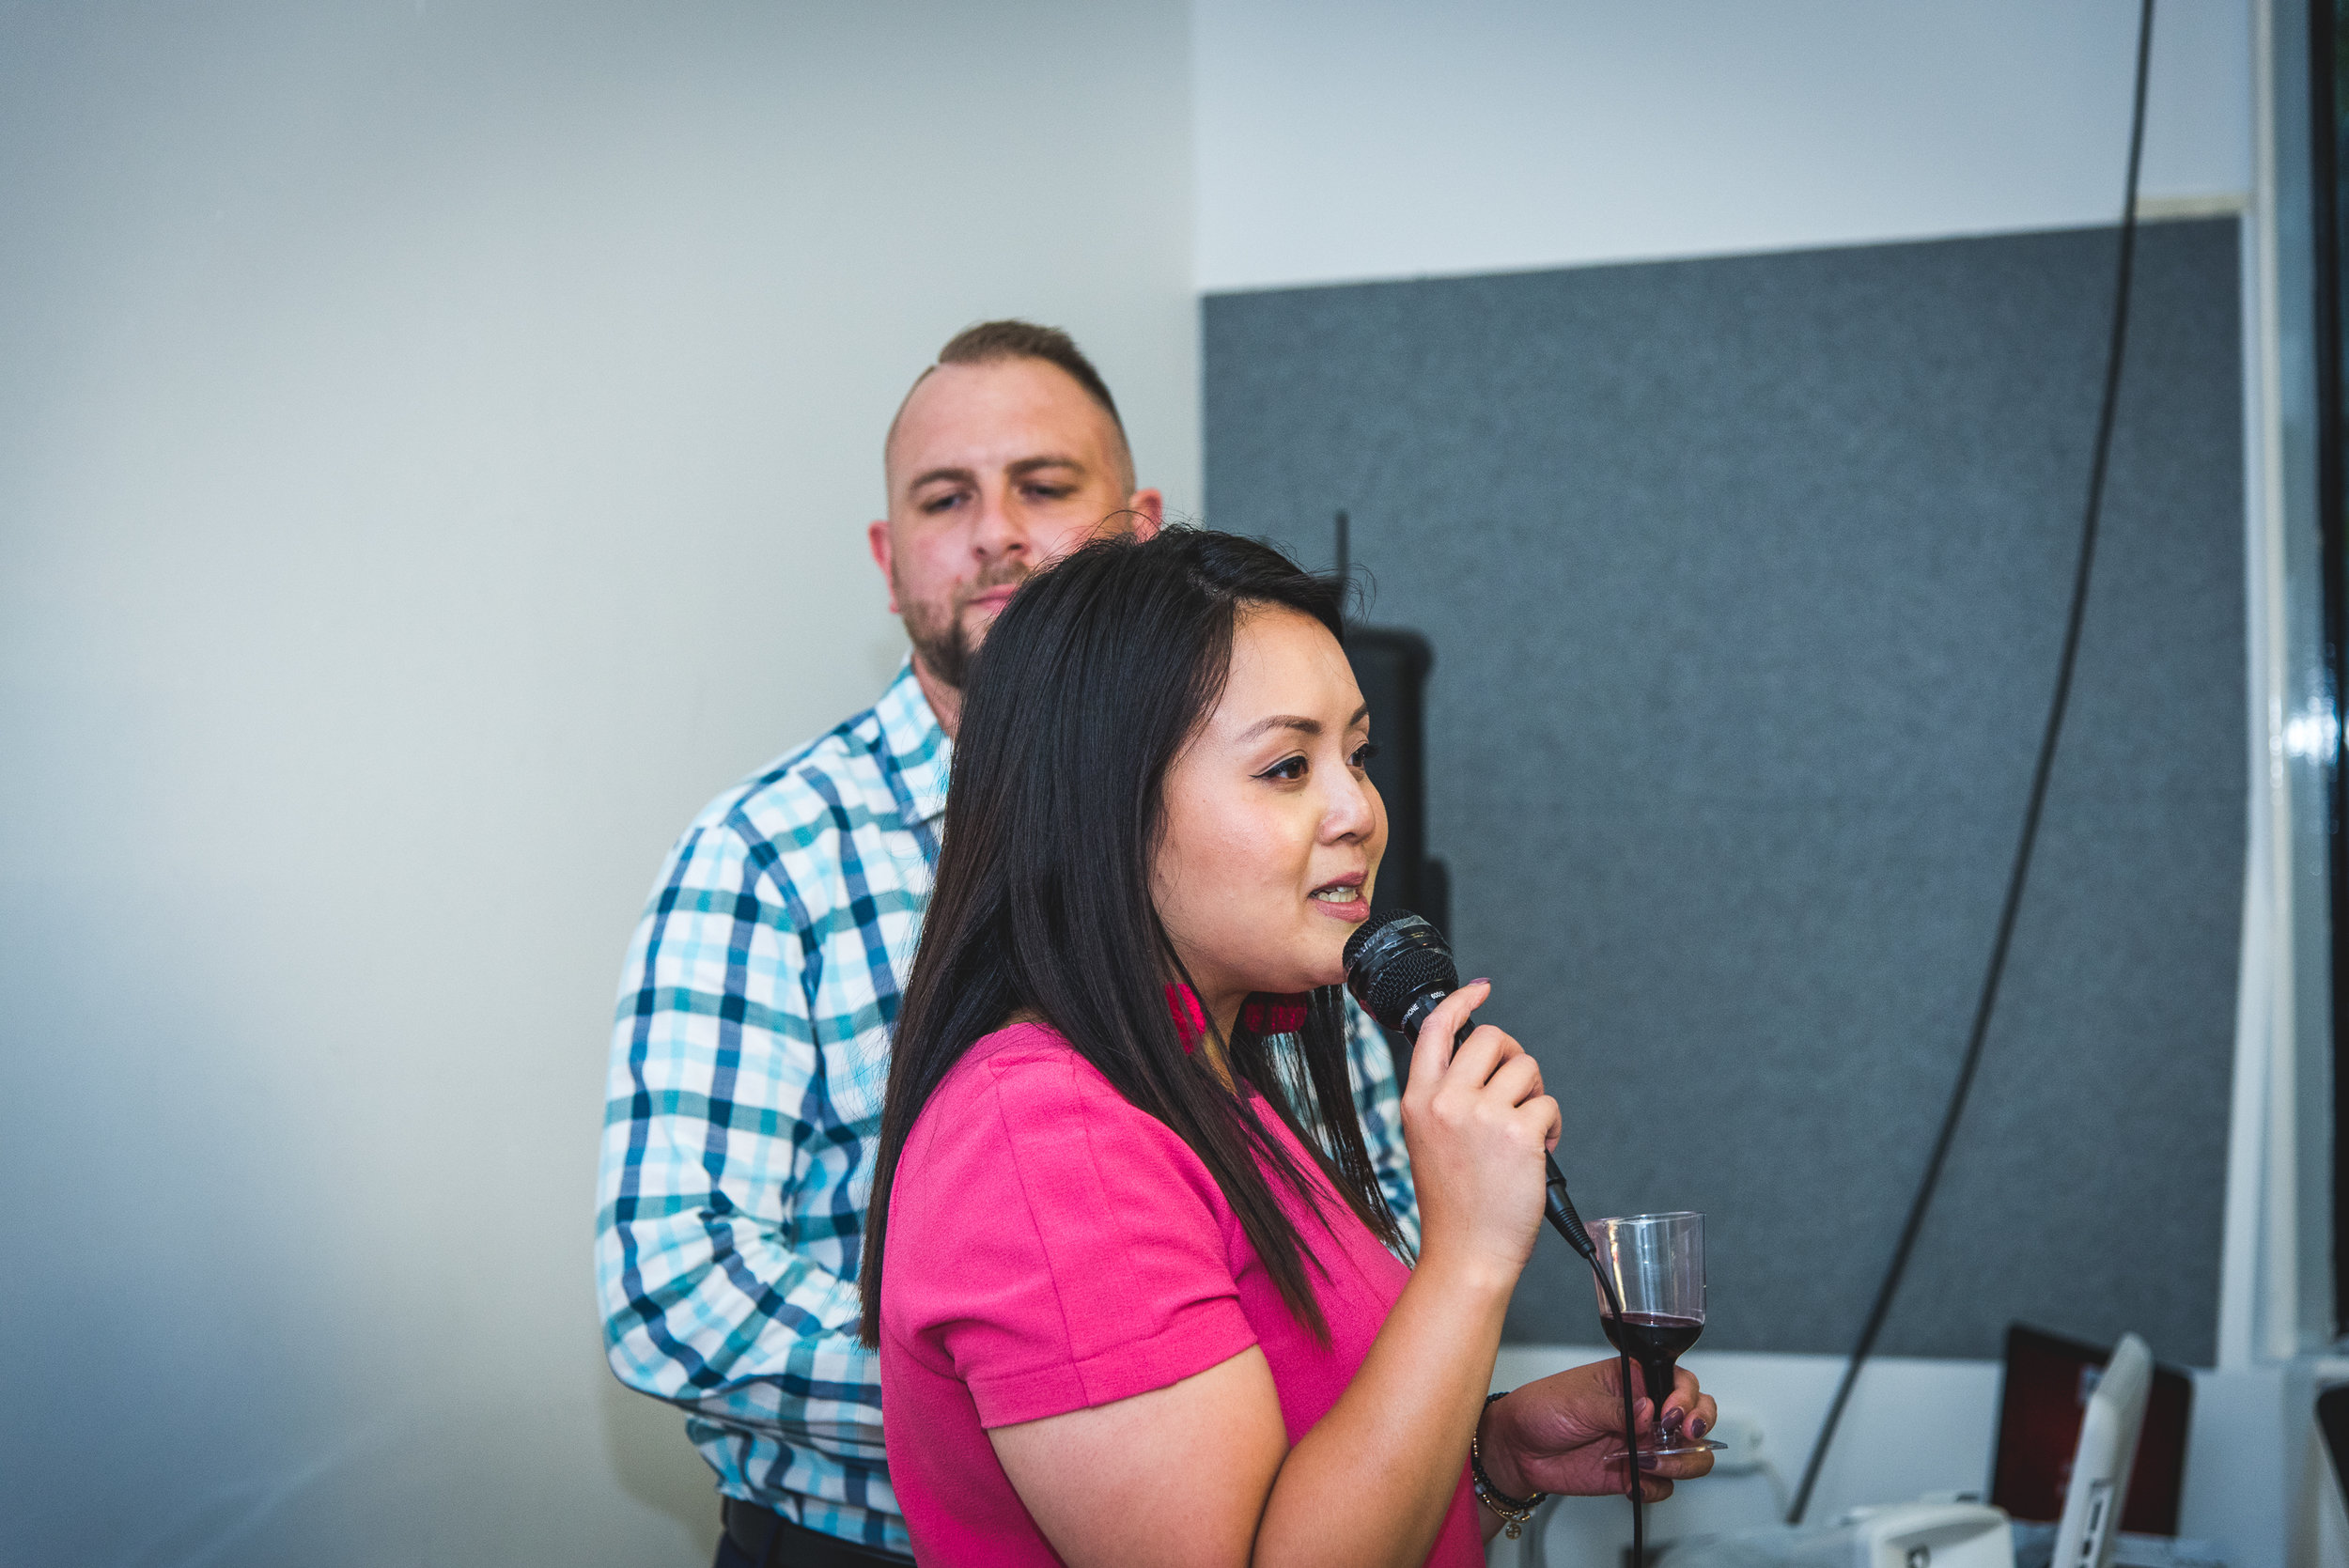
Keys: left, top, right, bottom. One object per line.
{"left": 1689, "top": 1418, "right": 1707, "bottom": 1440}
{"left": 1637, "top": 1452, "right": 1660, "bottom": 1470}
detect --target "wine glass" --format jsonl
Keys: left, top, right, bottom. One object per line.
{"left": 1592, "top": 1211, "right": 1722, "bottom": 1461}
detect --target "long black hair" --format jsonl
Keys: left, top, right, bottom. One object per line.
{"left": 859, "top": 527, "right": 1406, "bottom": 1346}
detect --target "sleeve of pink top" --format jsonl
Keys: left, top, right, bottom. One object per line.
{"left": 927, "top": 1048, "right": 1261, "bottom": 1431}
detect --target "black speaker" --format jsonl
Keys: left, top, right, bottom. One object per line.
{"left": 1344, "top": 623, "right": 1448, "bottom": 945}
{"left": 1328, "top": 509, "right": 1446, "bottom": 1070}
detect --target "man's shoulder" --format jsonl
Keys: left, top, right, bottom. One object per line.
{"left": 684, "top": 706, "right": 893, "bottom": 848}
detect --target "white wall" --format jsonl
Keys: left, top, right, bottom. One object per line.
{"left": 0, "top": 5, "right": 1192, "bottom": 1564}
{"left": 1197, "top": 0, "right": 2253, "bottom": 291}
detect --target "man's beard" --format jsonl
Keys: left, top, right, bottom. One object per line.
{"left": 899, "top": 562, "right": 1029, "bottom": 692}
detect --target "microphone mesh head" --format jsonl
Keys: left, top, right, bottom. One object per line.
{"left": 1342, "top": 911, "right": 1461, "bottom": 1032}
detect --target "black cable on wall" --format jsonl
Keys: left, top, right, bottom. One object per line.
{"left": 1786, "top": 0, "right": 2159, "bottom": 1523}
{"left": 2310, "top": 0, "right": 2349, "bottom": 1342}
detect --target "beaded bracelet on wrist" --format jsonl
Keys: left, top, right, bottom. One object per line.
{"left": 1471, "top": 1389, "right": 1548, "bottom": 1540}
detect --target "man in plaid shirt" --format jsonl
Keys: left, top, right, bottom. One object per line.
{"left": 597, "top": 322, "right": 1419, "bottom": 1566}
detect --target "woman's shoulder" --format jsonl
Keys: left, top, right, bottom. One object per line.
{"left": 901, "top": 1021, "right": 1215, "bottom": 1208}
{"left": 930, "top": 1019, "right": 1128, "bottom": 1112}
{"left": 910, "top": 1020, "right": 1159, "bottom": 1150}
{"left": 957, "top": 1017, "right": 1084, "bottom": 1073}
{"left": 884, "top": 1022, "right": 1263, "bottom": 1435}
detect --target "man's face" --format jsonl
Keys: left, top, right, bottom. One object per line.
{"left": 870, "top": 357, "right": 1161, "bottom": 691}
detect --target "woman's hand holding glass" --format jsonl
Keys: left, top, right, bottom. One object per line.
{"left": 1399, "top": 979, "right": 1560, "bottom": 1294}
{"left": 1477, "top": 1360, "right": 1719, "bottom": 1504}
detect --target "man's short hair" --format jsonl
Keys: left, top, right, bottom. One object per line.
{"left": 885, "top": 320, "right": 1134, "bottom": 492}
{"left": 933, "top": 319, "right": 1124, "bottom": 435}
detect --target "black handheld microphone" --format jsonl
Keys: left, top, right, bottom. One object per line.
{"left": 1341, "top": 910, "right": 1600, "bottom": 1265}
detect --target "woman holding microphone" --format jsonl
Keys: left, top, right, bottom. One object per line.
{"left": 860, "top": 529, "right": 1711, "bottom": 1565}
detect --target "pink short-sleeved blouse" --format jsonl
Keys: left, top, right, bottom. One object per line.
{"left": 878, "top": 1020, "right": 1483, "bottom": 1566}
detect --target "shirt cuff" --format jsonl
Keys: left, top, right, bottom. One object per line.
{"left": 968, "top": 1299, "right": 1258, "bottom": 1429}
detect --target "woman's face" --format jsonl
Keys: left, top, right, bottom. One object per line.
{"left": 1152, "top": 605, "right": 1388, "bottom": 1026}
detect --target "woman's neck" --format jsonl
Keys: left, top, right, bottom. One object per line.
{"left": 1201, "top": 988, "right": 1246, "bottom": 1045}
{"left": 1184, "top": 984, "right": 1248, "bottom": 1092}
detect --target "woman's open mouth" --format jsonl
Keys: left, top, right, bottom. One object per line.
{"left": 1308, "top": 877, "right": 1369, "bottom": 920}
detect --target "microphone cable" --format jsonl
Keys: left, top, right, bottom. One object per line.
{"left": 1344, "top": 914, "right": 1653, "bottom": 1560}
{"left": 1786, "top": 0, "right": 2158, "bottom": 1524}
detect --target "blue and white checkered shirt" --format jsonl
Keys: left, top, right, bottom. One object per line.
{"left": 597, "top": 660, "right": 1419, "bottom": 1552}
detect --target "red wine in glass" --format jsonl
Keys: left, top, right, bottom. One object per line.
{"left": 1599, "top": 1311, "right": 1704, "bottom": 1410}
{"left": 1592, "top": 1212, "right": 1720, "bottom": 1461}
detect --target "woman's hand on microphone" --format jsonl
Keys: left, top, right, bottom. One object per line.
{"left": 1400, "top": 980, "right": 1560, "bottom": 1294}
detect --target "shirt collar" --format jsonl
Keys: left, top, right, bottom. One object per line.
{"left": 1166, "top": 984, "right": 1311, "bottom": 1048}
{"left": 872, "top": 657, "right": 952, "bottom": 824}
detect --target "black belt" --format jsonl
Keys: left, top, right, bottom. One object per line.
{"left": 722, "top": 1498, "right": 914, "bottom": 1568}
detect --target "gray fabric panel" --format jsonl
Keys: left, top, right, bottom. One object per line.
{"left": 1203, "top": 220, "right": 2244, "bottom": 1364}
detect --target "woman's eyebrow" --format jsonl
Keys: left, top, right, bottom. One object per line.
{"left": 1237, "top": 714, "right": 1320, "bottom": 741}
{"left": 1236, "top": 704, "right": 1369, "bottom": 741}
